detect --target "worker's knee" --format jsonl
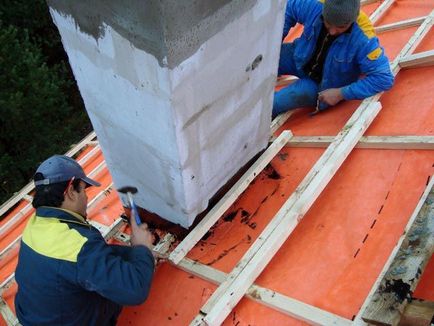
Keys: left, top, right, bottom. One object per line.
{"left": 272, "top": 81, "right": 318, "bottom": 118}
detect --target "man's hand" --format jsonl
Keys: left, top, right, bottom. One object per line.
{"left": 130, "top": 215, "right": 154, "bottom": 251}
{"left": 318, "top": 88, "right": 344, "bottom": 106}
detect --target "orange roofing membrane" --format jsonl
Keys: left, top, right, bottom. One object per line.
{"left": 1, "top": 1, "right": 434, "bottom": 325}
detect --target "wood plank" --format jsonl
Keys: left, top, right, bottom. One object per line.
{"left": 284, "top": 135, "right": 434, "bottom": 150}
{"left": 153, "top": 234, "right": 176, "bottom": 259}
{"left": 399, "top": 50, "right": 434, "bottom": 69}
{"left": 270, "top": 112, "right": 294, "bottom": 135}
{"left": 0, "top": 206, "right": 33, "bottom": 241}
{"left": 194, "top": 101, "right": 381, "bottom": 325}
{"left": 22, "top": 195, "right": 33, "bottom": 203}
{"left": 87, "top": 182, "right": 113, "bottom": 212}
{"left": 0, "top": 274, "right": 14, "bottom": 292}
{"left": 376, "top": 16, "right": 426, "bottom": 34}
{"left": 361, "top": 176, "right": 434, "bottom": 325}
{"left": 399, "top": 299, "right": 434, "bottom": 326}
{"left": 87, "top": 140, "right": 99, "bottom": 146}
{"left": 177, "top": 258, "right": 352, "bottom": 326}
{"left": 0, "top": 297, "right": 19, "bottom": 326}
{"left": 0, "top": 236, "right": 20, "bottom": 262}
{"left": 361, "top": 0, "right": 381, "bottom": 6}
{"left": 168, "top": 130, "right": 293, "bottom": 264}
{"left": 390, "top": 11, "right": 434, "bottom": 76}
{"left": 370, "top": 0, "right": 396, "bottom": 24}
{"left": 0, "top": 132, "right": 97, "bottom": 217}
{"left": 101, "top": 218, "right": 125, "bottom": 241}
{"left": 113, "top": 232, "right": 130, "bottom": 243}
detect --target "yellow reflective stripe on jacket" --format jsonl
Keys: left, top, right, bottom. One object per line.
{"left": 357, "top": 11, "right": 376, "bottom": 39}
{"left": 22, "top": 214, "right": 87, "bottom": 262}
{"left": 367, "top": 47, "right": 383, "bottom": 60}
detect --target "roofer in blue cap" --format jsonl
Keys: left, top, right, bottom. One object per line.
{"left": 15, "top": 155, "right": 155, "bottom": 325}
{"left": 273, "top": 0, "right": 394, "bottom": 118}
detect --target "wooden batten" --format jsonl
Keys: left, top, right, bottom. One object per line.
{"left": 361, "top": 176, "right": 434, "bottom": 325}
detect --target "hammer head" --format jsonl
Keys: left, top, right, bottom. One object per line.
{"left": 117, "top": 186, "right": 138, "bottom": 194}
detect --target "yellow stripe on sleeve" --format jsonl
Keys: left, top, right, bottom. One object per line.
{"left": 357, "top": 11, "right": 376, "bottom": 39}
{"left": 367, "top": 47, "right": 383, "bottom": 60}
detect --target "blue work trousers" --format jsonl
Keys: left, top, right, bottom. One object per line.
{"left": 273, "top": 43, "right": 319, "bottom": 118}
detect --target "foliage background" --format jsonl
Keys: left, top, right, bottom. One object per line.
{"left": 0, "top": 0, "right": 92, "bottom": 205}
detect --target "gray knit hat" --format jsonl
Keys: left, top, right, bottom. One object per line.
{"left": 323, "top": 0, "right": 360, "bottom": 26}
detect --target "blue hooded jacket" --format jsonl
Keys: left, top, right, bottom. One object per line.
{"left": 15, "top": 207, "right": 155, "bottom": 325}
{"left": 282, "top": 0, "right": 394, "bottom": 100}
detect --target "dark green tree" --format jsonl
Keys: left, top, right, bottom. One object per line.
{"left": 0, "top": 1, "right": 91, "bottom": 205}
{"left": 0, "top": 0, "right": 64, "bottom": 63}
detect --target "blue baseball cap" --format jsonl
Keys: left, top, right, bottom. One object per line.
{"left": 34, "top": 155, "right": 101, "bottom": 187}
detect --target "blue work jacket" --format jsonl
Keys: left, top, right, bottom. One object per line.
{"left": 15, "top": 207, "right": 155, "bottom": 325}
{"left": 283, "top": 0, "right": 394, "bottom": 100}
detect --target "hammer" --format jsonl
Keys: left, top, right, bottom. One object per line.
{"left": 117, "top": 186, "right": 141, "bottom": 225}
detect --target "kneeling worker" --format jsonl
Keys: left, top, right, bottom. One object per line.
{"left": 15, "top": 155, "right": 155, "bottom": 325}
{"left": 273, "top": 0, "right": 394, "bottom": 118}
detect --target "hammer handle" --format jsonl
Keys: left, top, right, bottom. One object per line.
{"left": 127, "top": 192, "right": 141, "bottom": 225}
